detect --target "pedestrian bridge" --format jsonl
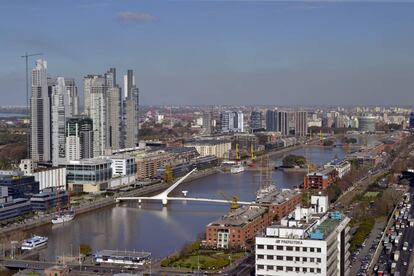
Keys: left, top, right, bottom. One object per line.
{"left": 116, "top": 168, "right": 253, "bottom": 206}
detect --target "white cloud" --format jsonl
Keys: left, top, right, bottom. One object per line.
{"left": 117, "top": 11, "right": 157, "bottom": 23}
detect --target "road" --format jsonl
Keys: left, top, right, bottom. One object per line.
{"left": 349, "top": 221, "right": 385, "bottom": 276}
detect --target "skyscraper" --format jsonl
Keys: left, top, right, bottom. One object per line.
{"left": 107, "top": 86, "right": 122, "bottom": 150}
{"left": 30, "top": 59, "right": 51, "bottom": 162}
{"left": 50, "top": 77, "right": 70, "bottom": 166}
{"left": 65, "top": 78, "right": 79, "bottom": 116}
{"left": 202, "top": 110, "right": 213, "bottom": 135}
{"left": 84, "top": 75, "right": 108, "bottom": 157}
{"left": 295, "top": 111, "right": 308, "bottom": 137}
{"left": 220, "top": 111, "right": 244, "bottom": 133}
{"left": 277, "top": 111, "right": 289, "bottom": 136}
{"left": 250, "top": 111, "right": 262, "bottom": 131}
{"left": 123, "top": 69, "right": 139, "bottom": 148}
{"left": 265, "top": 110, "right": 277, "bottom": 131}
{"left": 66, "top": 117, "right": 93, "bottom": 161}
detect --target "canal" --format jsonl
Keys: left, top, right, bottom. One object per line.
{"left": 31, "top": 146, "right": 345, "bottom": 260}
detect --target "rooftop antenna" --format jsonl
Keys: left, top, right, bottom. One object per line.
{"left": 21, "top": 52, "right": 43, "bottom": 158}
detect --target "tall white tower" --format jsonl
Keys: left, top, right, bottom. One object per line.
{"left": 30, "top": 59, "right": 51, "bottom": 162}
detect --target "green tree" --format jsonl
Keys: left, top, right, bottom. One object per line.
{"left": 79, "top": 244, "right": 92, "bottom": 256}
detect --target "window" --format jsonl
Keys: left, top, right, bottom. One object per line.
{"left": 310, "top": 247, "right": 315, "bottom": 252}
{"left": 258, "top": 245, "right": 264, "bottom": 249}
{"left": 258, "top": 255, "right": 264, "bottom": 259}
{"left": 295, "top": 247, "right": 300, "bottom": 251}
{"left": 286, "top": 267, "right": 293, "bottom": 272}
{"left": 267, "top": 245, "right": 274, "bottom": 250}
{"left": 295, "top": 267, "right": 300, "bottom": 272}
{"left": 317, "top": 268, "right": 321, "bottom": 273}
{"left": 303, "top": 247, "right": 308, "bottom": 252}
{"left": 277, "top": 245, "right": 283, "bottom": 250}
{"left": 310, "top": 268, "right": 314, "bottom": 273}
{"left": 317, "top": 258, "right": 321, "bottom": 263}
{"left": 258, "top": 265, "right": 265, "bottom": 270}
{"left": 295, "top": 257, "right": 300, "bottom": 262}
{"left": 286, "top": 256, "right": 293, "bottom": 261}
{"left": 286, "top": 246, "right": 293, "bottom": 251}
{"left": 303, "top": 268, "right": 307, "bottom": 273}
{"left": 303, "top": 257, "right": 307, "bottom": 262}
{"left": 267, "top": 265, "right": 274, "bottom": 270}
{"left": 277, "top": 266, "right": 283, "bottom": 271}
{"left": 277, "top": 256, "right": 283, "bottom": 260}
{"left": 267, "top": 255, "right": 274, "bottom": 260}
{"left": 310, "top": 258, "right": 315, "bottom": 262}
{"left": 317, "top": 248, "right": 321, "bottom": 253}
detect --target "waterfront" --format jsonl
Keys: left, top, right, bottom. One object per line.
{"left": 29, "top": 146, "right": 345, "bottom": 260}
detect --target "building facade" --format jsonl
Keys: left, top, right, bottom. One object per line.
{"left": 294, "top": 111, "right": 308, "bottom": 137}
{"left": 255, "top": 196, "right": 350, "bottom": 276}
{"left": 124, "top": 69, "right": 139, "bottom": 148}
{"left": 65, "top": 159, "right": 112, "bottom": 193}
{"left": 251, "top": 111, "right": 263, "bottom": 131}
{"left": 0, "top": 171, "right": 39, "bottom": 199}
{"left": 185, "top": 140, "right": 231, "bottom": 159}
{"left": 66, "top": 116, "right": 93, "bottom": 161}
{"left": 31, "top": 59, "right": 51, "bottom": 162}
{"left": 304, "top": 168, "right": 337, "bottom": 190}
{"left": 220, "top": 111, "right": 244, "bottom": 133}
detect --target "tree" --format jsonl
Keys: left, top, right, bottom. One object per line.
{"left": 282, "top": 155, "right": 306, "bottom": 167}
{"left": 79, "top": 244, "right": 92, "bottom": 256}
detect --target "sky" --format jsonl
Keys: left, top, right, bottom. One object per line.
{"left": 1, "top": 0, "right": 414, "bottom": 106}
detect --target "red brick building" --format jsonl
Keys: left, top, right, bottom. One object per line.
{"left": 204, "top": 189, "right": 301, "bottom": 249}
{"left": 304, "top": 167, "right": 337, "bottom": 190}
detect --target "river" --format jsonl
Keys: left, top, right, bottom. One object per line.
{"left": 30, "top": 146, "right": 345, "bottom": 260}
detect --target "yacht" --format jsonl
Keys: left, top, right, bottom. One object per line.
{"left": 230, "top": 164, "right": 245, "bottom": 174}
{"left": 21, "top": 236, "right": 48, "bottom": 250}
{"left": 52, "top": 209, "right": 75, "bottom": 224}
{"left": 256, "top": 185, "right": 277, "bottom": 201}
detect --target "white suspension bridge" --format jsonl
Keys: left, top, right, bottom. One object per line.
{"left": 116, "top": 169, "right": 253, "bottom": 206}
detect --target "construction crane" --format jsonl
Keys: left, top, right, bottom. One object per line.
{"left": 218, "top": 191, "right": 240, "bottom": 210}
{"left": 235, "top": 143, "right": 240, "bottom": 161}
{"left": 250, "top": 143, "right": 256, "bottom": 162}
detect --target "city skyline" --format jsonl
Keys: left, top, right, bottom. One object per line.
{"left": 1, "top": 0, "right": 414, "bottom": 106}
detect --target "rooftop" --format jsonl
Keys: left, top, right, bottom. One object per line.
{"left": 208, "top": 205, "right": 268, "bottom": 227}
{"left": 256, "top": 188, "right": 299, "bottom": 205}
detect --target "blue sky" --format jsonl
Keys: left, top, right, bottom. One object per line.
{"left": 1, "top": 0, "right": 414, "bottom": 106}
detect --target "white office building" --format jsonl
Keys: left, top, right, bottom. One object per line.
{"left": 220, "top": 111, "right": 244, "bottom": 133}
{"left": 256, "top": 195, "right": 351, "bottom": 276}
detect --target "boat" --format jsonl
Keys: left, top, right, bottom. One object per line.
{"left": 21, "top": 235, "right": 48, "bottom": 250}
{"left": 230, "top": 164, "right": 245, "bottom": 174}
{"left": 52, "top": 209, "right": 75, "bottom": 224}
{"left": 51, "top": 178, "right": 75, "bottom": 225}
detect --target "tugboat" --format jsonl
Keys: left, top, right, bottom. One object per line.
{"left": 230, "top": 164, "right": 245, "bottom": 174}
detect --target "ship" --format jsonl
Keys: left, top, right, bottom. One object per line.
{"left": 52, "top": 209, "right": 75, "bottom": 224}
{"left": 256, "top": 156, "right": 277, "bottom": 201}
{"left": 230, "top": 164, "right": 245, "bottom": 174}
{"left": 21, "top": 235, "right": 48, "bottom": 250}
{"left": 51, "top": 179, "right": 75, "bottom": 225}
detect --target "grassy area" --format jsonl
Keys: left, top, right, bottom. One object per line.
{"left": 364, "top": 191, "right": 380, "bottom": 198}
{"left": 162, "top": 251, "right": 245, "bottom": 270}
{"left": 349, "top": 217, "right": 375, "bottom": 252}
{"left": 161, "top": 241, "right": 246, "bottom": 270}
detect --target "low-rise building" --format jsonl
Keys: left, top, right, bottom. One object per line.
{"left": 134, "top": 151, "right": 173, "bottom": 180}
{"left": 205, "top": 189, "right": 301, "bottom": 249}
{"left": 64, "top": 158, "right": 112, "bottom": 193}
{"left": 205, "top": 205, "right": 271, "bottom": 249}
{"left": 304, "top": 168, "right": 337, "bottom": 190}
{"left": 30, "top": 187, "right": 69, "bottom": 211}
{"left": 255, "top": 195, "right": 351, "bottom": 276}
{"left": 0, "top": 171, "right": 39, "bottom": 199}
{"left": 31, "top": 167, "right": 67, "bottom": 191}
{"left": 324, "top": 160, "right": 351, "bottom": 179}
{"left": 0, "top": 188, "right": 32, "bottom": 221}
{"left": 185, "top": 139, "right": 231, "bottom": 159}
